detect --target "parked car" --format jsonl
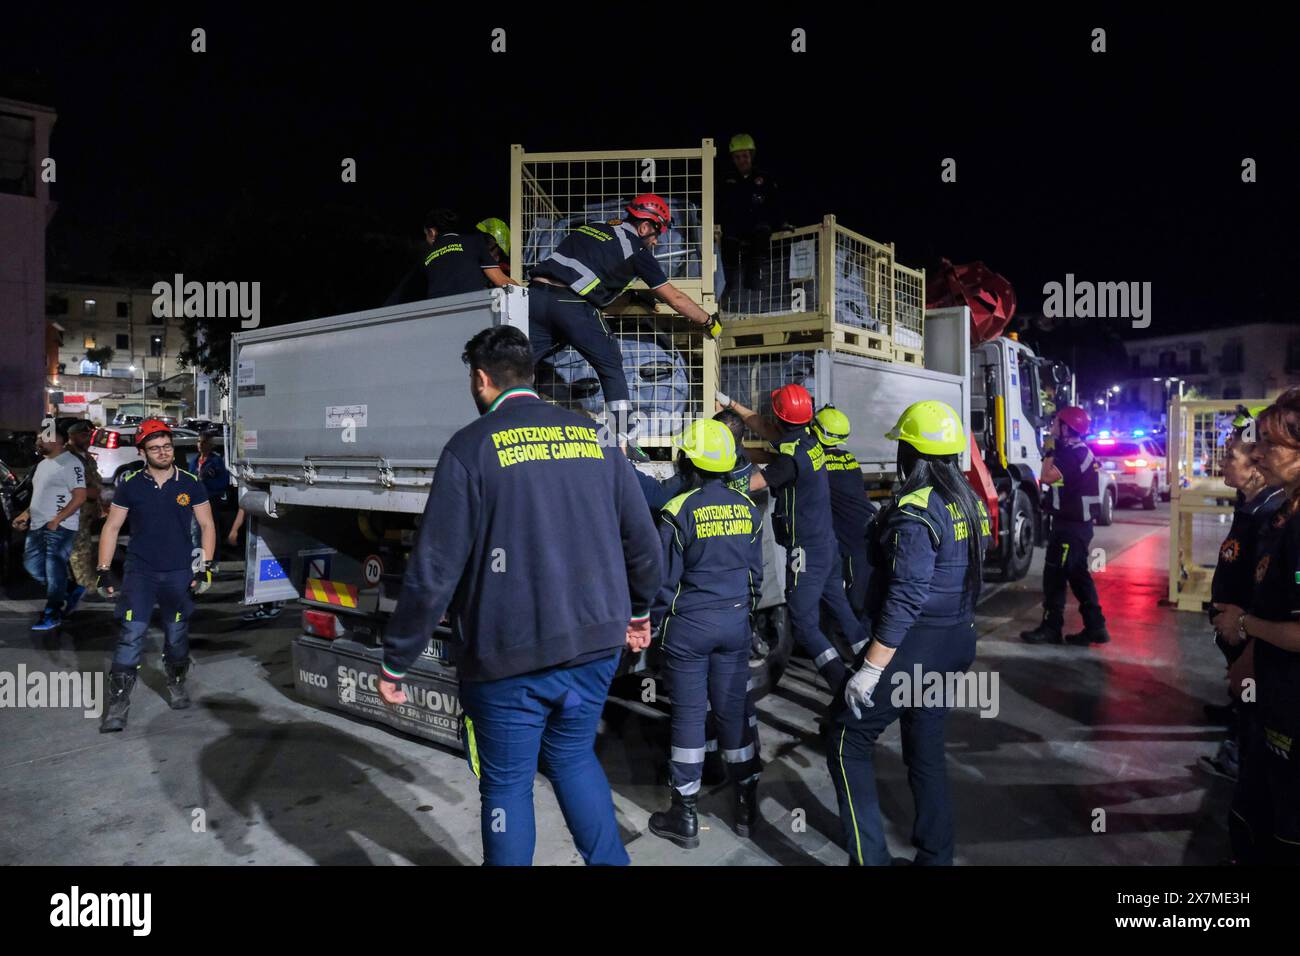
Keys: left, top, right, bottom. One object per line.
{"left": 1088, "top": 436, "right": 1168, "bottom": 510}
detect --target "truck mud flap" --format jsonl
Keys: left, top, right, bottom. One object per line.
{"left": 292, "top": 636, "right": 463, "bottom": 751}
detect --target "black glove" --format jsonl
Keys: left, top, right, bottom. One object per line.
{"left": 190, "top": 561, "right": 213, "bottom": 595}
{"left": 95, "top": 566, "right": 121, "bottom": 600}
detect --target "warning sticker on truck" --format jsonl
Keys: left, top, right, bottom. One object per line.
{"left": 326, "top": 404, "right": 368, "bottom": 428}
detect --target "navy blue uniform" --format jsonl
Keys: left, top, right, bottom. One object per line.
{"left": 718, "top": 167, "right": 782, "bottom": 301}
{"left": 1238, "top": 503, "right": 1300, "bottom": 864}
{"left": 654, "top": 480, "right": 764, "bottom": 793}
{"left": 188, "top": 451, "right": 229, "bottom": 504}
{"left": 823, "top": 446, "right": 878, "bottom": 622}
{"left": 528, "top": 222, "right": 670, "bottom": 408}
{"left": 1041, "top": 439, "right": 1105, "bottom": 631}
{"left": 382, "top": 387, "right": 662, "bottom": 866}
{"left": 1209, "top": 485, "right": 1284, "bottom": 864}
{"left": 109, "top": 466, "right": 209, "bottom": 672}
{"left": 764, "top": 427, "right": 866, "bottom": 687}
{"left": 830, "top": 484, "right": 990, "bottom": 866}
{"left": 386, "top": 231, "right": 499, "bottom": 305}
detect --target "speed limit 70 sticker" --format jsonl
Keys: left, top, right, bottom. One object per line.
{"left": 363, "top": 555, "right": 383, "bottom": 586}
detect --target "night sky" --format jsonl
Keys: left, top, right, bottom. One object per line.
{"left": 6, "top": 8, "right": 1297, "bottom": 349}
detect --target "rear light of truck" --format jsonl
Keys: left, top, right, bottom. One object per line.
{"left": 303, "top": 609, "right": 345, "bottom": 639}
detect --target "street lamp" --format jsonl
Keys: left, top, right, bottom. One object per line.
{"left": 129, "top": 363, "right": 145, "bottom": 400}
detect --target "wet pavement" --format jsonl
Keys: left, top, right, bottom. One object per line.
{"left": 0, "top": 502, "right": 1236, "bottom": 865}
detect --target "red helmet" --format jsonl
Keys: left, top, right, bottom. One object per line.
{"left": 625, "top": 193, "right": 671, "bottom": 233}
{"left": 136, "top": 418, "right": 173, "bottom": 447}
{"left": 771, "top": 383, "right": 814, "bottom": 425}
{"left": 1055, "top": 405, "right": 1091, "bottom": 437}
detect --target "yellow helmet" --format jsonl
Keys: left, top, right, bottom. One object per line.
{"left": 729, "top": 133, "right": 756, "bottom": 154}
{"left": 886, "top": 401, "right": 965, "bottom": 456}
{"left": 1231, "top": 404, "right": 1269, "bottom": 429}
{"left": 476, "top": 217, "right": 511, "bottom": 257}
{"left": 675, "top": 418, "right": 737, "bottom": 473}
{"left": 812, "top": 405, "right": 851, "bottom": 446}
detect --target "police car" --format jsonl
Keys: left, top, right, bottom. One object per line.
{"left": 1087, "top": 433, "right": 1169, "bottom": 510}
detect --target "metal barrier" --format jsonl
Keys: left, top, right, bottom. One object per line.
{"left": 509, "top": 142, "right": 719, "bottom": 448}
{"left": 718, "top": 215, "right": 923, "bottom": 365}
{"left": 1167, "top": 396, "right": 1268, "bottom": 610}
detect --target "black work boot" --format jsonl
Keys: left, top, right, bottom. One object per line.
{"left": 1065, "top": 626, "right": 1111, "bottom": 646}
{"left": 1020, "top": 622, "right": 1063, "bottom": 644}
{"left": 164, "top": 660, "right": 192, "bottom": 709}
{"left": 735, "top": 775, "right": 759, "bottom": 838}
{"left": 649, "top": 789, "right": 700, "bottom": 849}
{"left": 100, "top": 671, "right": 137, "bottom": 733}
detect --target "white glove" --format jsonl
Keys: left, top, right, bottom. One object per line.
{"left": 716, "top": 390, "right": 732, "bottom": 409}
{"left": 845, "top": 660, "right": 885, "bottom": 718}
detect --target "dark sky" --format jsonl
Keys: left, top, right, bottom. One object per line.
{"left": 5, "top": 7, "right": 1297, "bottom": 337}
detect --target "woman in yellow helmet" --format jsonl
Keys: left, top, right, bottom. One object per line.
{"left": 647, "top": 418, "right": 765, "bottom": 848}
{"left": 829, "top": 400, "right": 990, "bottom": 865}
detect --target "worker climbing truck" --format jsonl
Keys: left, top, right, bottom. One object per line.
{"left": 227, "top": 287, "right": 792, "bottom": 749}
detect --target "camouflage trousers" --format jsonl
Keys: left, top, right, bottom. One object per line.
{"left": 69, "top": 521, "right": 97, "bottom": 587}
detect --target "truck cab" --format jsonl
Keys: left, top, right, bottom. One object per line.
{"left": 970, "top": 336, "right": 1116, "bottom": 579}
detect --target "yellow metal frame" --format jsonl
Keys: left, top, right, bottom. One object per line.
{"left": 719, "top": 215, "right": 924, "bottom": 365}
{"left": 1167, "top": 395, "right": 1269, "bottom": 610}
{"left": 509, "top": 141, "right": 719, "bottom": 448}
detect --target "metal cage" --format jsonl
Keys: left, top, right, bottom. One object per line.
{"left": 718, "top": 215, "right": 924, "bottom": 366}
{"left": 510, "top": 142, "right": 719, "bottom": 448}
{"left": 1167, "top": 396, "right": 1270, "bottom": 610}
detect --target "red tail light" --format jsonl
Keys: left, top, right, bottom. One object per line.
{"left": 1122, "top": 458, "right": 1148, "bottom": 468}
{"left": 106, "top": 431, "right": 118, "bottom": 449}
{"left": 303, "top": 609, "right": 345, "bottom": 639}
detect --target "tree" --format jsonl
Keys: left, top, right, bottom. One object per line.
{"left": 85, "top": 346, "right": 115, "bottom": 366}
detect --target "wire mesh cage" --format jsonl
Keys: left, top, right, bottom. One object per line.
{"left": 510, "top": 142, "right": 720, "bottom": 450}
{"left": 892, "top": 262, "right": 925, "bottom": 363}
{"left": 718, "top": 216, "right": 922, "bottom": 365}
{"left": 719, "top": 350, "right": 820, "bottom": 442}
{"left": 511, "top": 142, "right": 715, "bottom": 302}
{"left": 1167, "top": 397, "right": 1270, "bottom": 609}
{"left": 536, "top": 314, "right": 711, "bottom": 448}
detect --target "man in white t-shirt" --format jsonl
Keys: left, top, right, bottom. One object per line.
{"left": 11, "top": 422, "right": 88, "bottom": 630}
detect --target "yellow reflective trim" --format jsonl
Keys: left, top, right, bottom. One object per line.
{"left": 662, "top": 488, "right": 700, "bottom": 517}
{"left": 838, "top": 726, "right": 864, "bottom": 865}
{"left": 577, "top": 278, "right": 601, "bottom": 296}
{"left": 464, "top": 716, "right": 481, "bottom": 778}
{"left": 175, "top": 611, "right": 182, "bottom": 622}
{"left": 125, "top": 610, "right": 133, "bottom": 621}
{"left": 898, "top": 486, "right": 933, "bottom": 510}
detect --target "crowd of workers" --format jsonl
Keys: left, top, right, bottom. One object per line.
{"left": 12, "top": 131, "right": 1298, "bottom": 868}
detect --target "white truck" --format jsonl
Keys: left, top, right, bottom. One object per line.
{"left": 228, "top": 280, "right": 1099, "bottom": 748}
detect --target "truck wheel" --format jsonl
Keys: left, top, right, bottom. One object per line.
{"left": 748, "top": 605, "right": 793, "bottom": 700}
{"left": 1097, "top": 488, "right": 1116, "bottom": 527}
{"left": 1000, "top": 490, "right": 1035, "bottom": 581}
{"left": 1142, "top": 485, "right": 1157, "bottom": 510}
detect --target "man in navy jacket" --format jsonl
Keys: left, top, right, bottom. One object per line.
{"left": 380, "top": 324, "right": 662, "bottom": 866}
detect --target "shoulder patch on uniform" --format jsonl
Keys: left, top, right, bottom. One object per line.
{"left": 898, "top": 486, "right": 934, "bottom": 510}
{"left": 662, "top": 488, "right": 701, "bottom": 517}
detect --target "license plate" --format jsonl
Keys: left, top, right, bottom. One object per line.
{"left": 422, "top": 639, "right": 449, "bottom": 663}
{"left": 1103, "top": 462, "right": 1117, "bottom": 470}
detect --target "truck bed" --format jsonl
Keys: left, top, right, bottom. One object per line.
{"left": 230, "top": 287, "right": 528, "bottom": 513}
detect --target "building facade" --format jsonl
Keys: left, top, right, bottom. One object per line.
{"left": 1111, "top": 322, "right": 1300, "bottom": 425}
{"left": 0, "top": 97, "right": 57, "bottom": 430}
{"left": 45, "top": 283, "right": 193, "bottom": 423}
